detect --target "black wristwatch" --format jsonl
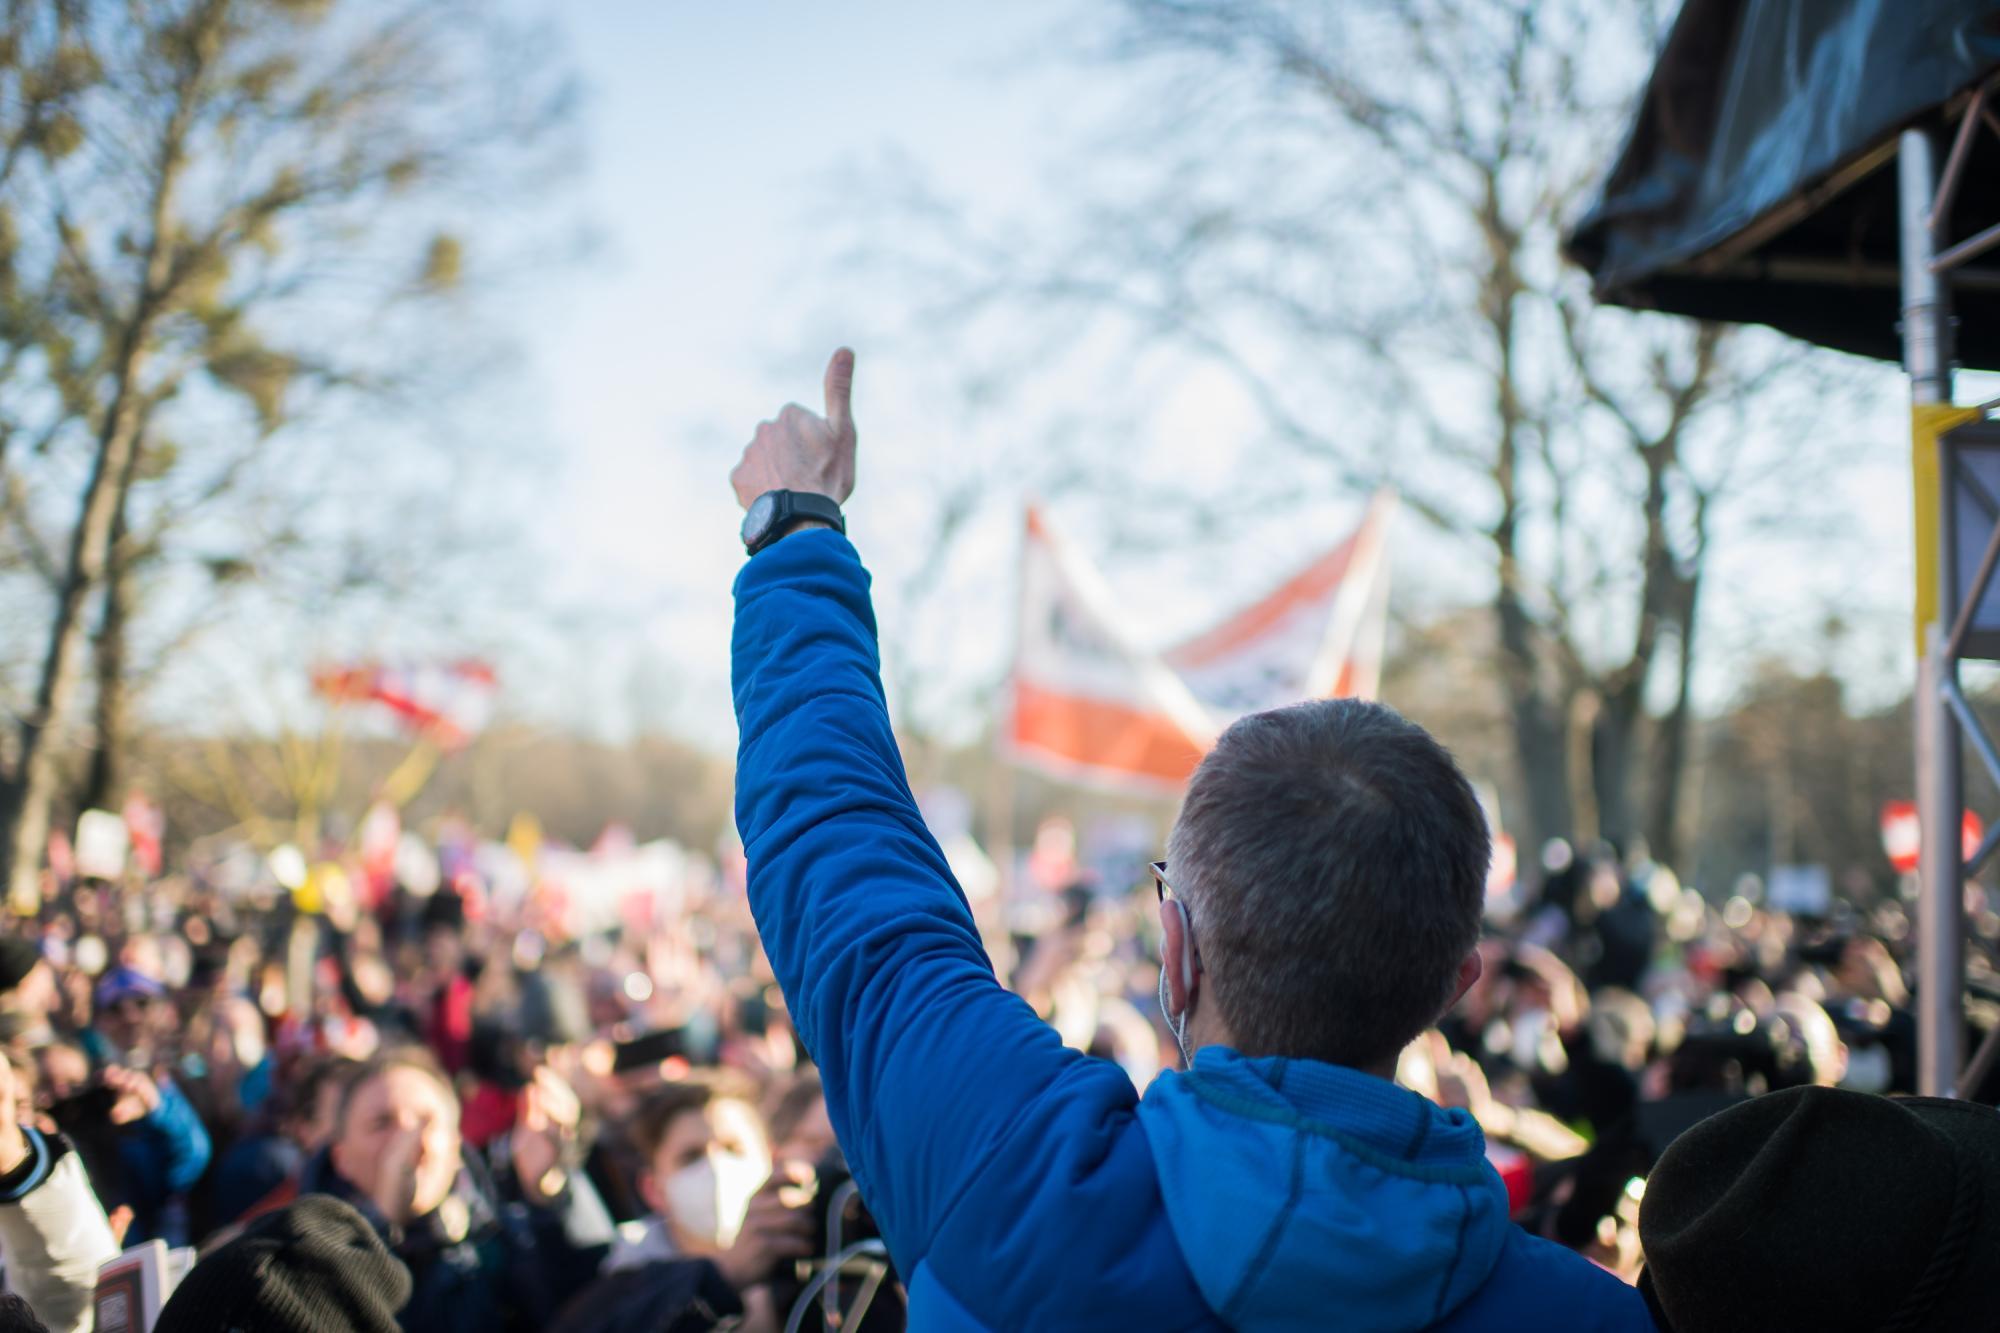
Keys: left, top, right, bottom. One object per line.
{"left": 741, "top": 489, "right": 845, "bottom": 555}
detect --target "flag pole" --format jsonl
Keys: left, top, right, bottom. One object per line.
{"left": 1351, "top": 493, "right": 1396, "bottom": 701}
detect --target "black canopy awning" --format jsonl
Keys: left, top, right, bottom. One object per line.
{"left": 1569, "top": 0, "right": 2000, "bottom": 366}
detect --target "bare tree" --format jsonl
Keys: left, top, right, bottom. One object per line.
{"left": 0, "top": 0, "right": 572, "bottom": 907}
{"left": 843, "top": 0, "right": 1873, "bottom": 866}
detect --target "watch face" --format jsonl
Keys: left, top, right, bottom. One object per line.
{"left": 742, "top": 493, "right": 777, "bottom": 547}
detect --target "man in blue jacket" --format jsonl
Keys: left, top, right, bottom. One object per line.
{"left": 729, "top": 349, "right": 1654, "bottom": 1331}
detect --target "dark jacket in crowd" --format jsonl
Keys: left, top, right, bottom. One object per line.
{"left": 268, "top": 1145, "right": 606, "bottom": 1333}
{"left": 208, "top": 1128, "right": 305, "bottom": 1231}
{"left": 547, "top": 1258, "right": 743, "bottom": 1333}
{"left": 1585, "top": 893, "right": 1657, "bottom": 994}
{"left": 730, "top": 531, "right": 1657, "bottom": 1331}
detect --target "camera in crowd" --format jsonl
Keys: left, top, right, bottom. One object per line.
{"left": 768, "top": 1147, "right": 902, "bottom": 1333}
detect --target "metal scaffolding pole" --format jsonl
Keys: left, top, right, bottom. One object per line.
{"left": 1903, "top": 128, "right": 1964, "bottom": 1096}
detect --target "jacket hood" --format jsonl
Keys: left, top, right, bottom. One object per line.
{"left": 1136, "top": 1048, "right": 1510, "bottom": 1332}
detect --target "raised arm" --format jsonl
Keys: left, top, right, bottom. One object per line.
{"left": 729, "top": 352, "right": 1134, "bottom": 1280}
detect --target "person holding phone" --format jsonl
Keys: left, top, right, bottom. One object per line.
{"left": 552, "top": 1080, "right": 817, "bottom": 1333}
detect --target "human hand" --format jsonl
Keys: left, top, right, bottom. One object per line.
{"left": 101, "top": 1067, "right": 160, "bottom": 1126}
{"left": 1514, "top": 943, "right": 1588, "bottom": 1031}
{"left": 717, "top": 1164, "right": 816, "bottom": 1293}
{"left": 729, "top": 349, "right": 857, "bottom": 510}
{"left": 1436, "top": 1049, "right": 1495, "bottom": 1120}
{"left": 512, "top": 1066, "right": 581, "bottom": 1203}
{"left": 371, "top": 1124, "right": 423, "bottom": 1226}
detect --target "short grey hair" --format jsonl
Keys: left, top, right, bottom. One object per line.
{"left": 1166, "top": 699, "right": 1489, "bottom": 1070}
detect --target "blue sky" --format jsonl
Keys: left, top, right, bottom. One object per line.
{"left": 510, "top": 0, "right": 1139, "bottom": 742}
{"left": 489, "top": 2, "right": 1938, "bottom": 748}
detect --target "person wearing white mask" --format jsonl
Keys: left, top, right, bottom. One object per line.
{"left": 604, "top": 1080, "right": 812, "bottom": 1294}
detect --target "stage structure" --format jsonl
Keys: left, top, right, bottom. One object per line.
{"left": 1571, "top": 0, "right": 2000, "bottom": 1096}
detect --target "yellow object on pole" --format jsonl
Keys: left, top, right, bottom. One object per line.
{"left": 1912, "top": 402, "right": 1983, "bottom": 657}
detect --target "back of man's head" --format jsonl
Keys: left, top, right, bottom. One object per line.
{"left": 1166, "top": 698, "right": 1489, "bottom": 1070}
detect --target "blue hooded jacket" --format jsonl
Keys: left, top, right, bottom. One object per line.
{"left": 733, "top": 530, "right": 1654, "bottom": 1331}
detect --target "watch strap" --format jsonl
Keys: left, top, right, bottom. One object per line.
{"left": 747, "top": 490, "right": 845, "bottom": 555}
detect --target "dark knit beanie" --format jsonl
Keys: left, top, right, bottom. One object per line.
{"left": 0, "top": 936, "right": 39, "bottom": 994}
{"left": 1639, "top": 1086, "right": 2000, "bottom": 1332}
{"left": 155, "top": 1196, "right": 412, "bottom": 1333}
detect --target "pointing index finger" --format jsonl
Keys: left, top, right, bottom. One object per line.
{"left": 822, "top": 347, "right": 856, "bottom": 440}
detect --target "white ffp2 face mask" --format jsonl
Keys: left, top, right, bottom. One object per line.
{"left": 665, "top": 1156, "right": 722, "bottom": 1246}
{"left": 665, "top": 1148, "right": 767, "bottom": 1249}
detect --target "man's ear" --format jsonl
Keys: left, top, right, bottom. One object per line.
{"left": 1444, "top": 949, "right": 1484, "bottom": 1013}
{"left": 1159, "top": 901, "right": 1195, "bottom": 1015}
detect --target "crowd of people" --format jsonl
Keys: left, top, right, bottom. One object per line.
{"left": 0, "top": 833, "right": 865, "bottom": 1333}
{"left": 0, "top": 810, "right": 1968, "bottom": 1331}
{"left": 0, "top": 347, "right": 1991, "bottom": 1332}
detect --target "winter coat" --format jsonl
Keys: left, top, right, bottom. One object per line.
{"left": 731, "top": 530, "right": 1657, "bottom": 1331}
{"left": 546, "top": 1258, "right": 742, "bottom": 1333}
{"left": 62, "top": 1073, "right": 210, "bottom": 1248}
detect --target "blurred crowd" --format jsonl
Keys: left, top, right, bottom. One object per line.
{"left": 1411, "top": 838, "right": 1947, "bottom": 1281}
{"left": 0, "top": 806, "right": 1964, "bottom": 1331}
{"left": 0, "top": 814, "right": 874, "bottom": 1333}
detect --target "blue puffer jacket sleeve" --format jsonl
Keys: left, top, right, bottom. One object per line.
{"left": 732, "top": 531, "right": 1141, "bottom": 1285}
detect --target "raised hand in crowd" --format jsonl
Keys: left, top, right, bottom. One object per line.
{"left": 729, "top": 348, "right": 856, "bottom": 509}
{"left": 99, "top": 1065, "right": 160, "bottom": 1127}
{"left": 330, "top": 1057, "right": 461, "bottom": 1229}
{"left": 714, "top": 1163, "right": 816, "bottom": 1294}
{"left": 511, "top": 1064, "right": 583, "bottom": 1203}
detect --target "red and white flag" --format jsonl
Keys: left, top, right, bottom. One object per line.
{"left": 312, "top": 660, "right": 498, "bottom": 750}
{"left": 1166, "top": 493, "right": 1395, "bottom": 720}
{"left": 1006, "top": 508, "right": 1217, "bottom": 792}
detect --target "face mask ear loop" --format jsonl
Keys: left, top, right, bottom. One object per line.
{"left": 1159, "top": 900, "right": 1197, "bottom": 1069}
